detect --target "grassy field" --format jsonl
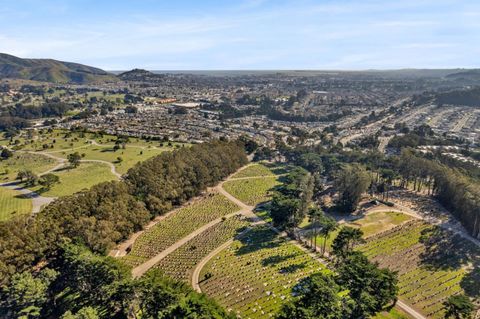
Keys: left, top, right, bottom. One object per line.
{"left": 223, "top": 176, "right": 281, "bottom": 206}
{"left": 0, "top": 187, "right": 32, "bottom": 221}
{"left": 199, "top": 226, "right": 327, "bottom": 318}
{"left": 358, "top": 220, "right": 480, "bottom": 318}
{"left": 10, "top": 129, "right": 185, "bottom": 154}
{"left": 0, "top": 153, "right": 58, "bottom": 182}
{"left": 154, "top": 215, "right": 249, "bottom": 282}
{"left": 348, "top": 211, "right": 413, "bottom": 238}
{"left": 54, "top": 144, "right": 171, "bottom": 174}
{"left": 304, "top": 211, "right": 414, "bottom": 254}
{"left": 122, "top": 193, "right": 240, "bottom": 267}
{"left": 231, "top": 163, "right": 276, "bottom": 179}
{"left": 28, "top": 162, "right": 117, "bottom": 197}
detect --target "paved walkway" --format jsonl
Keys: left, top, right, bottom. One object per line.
{"left": 0, "top": 181, "right": 56, "bottom": 214}
{"left": 132, "top": 210, "right": 243, "bottom": 278}
{"left": 129, "top": 165, "right": 258, "bottom": 278}
{"left": 397, "top": 300, "right": 426, "bottom": 319}
{"left": 37, "top": 151, "right": 122, "bottom": 179}
{"left": 191, "top": 175, "right": 328, "bottom": 293}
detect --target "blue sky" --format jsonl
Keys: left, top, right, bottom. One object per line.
{"left": 0, "top": 0, "right": 479, "bottom": 70}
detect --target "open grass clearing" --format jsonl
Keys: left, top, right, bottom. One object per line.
{"left": 53, "top": 145, "right": 171, "bottom": 174}
{"left": 0, "top": 187, "right": 32, "bottom": 221}
{"left": 0, "top": 152, "right": 57, "bottom": 182}
{"left": 223, "top": 176, "right": 281, "bottom": 206}
{"left": 303, "top": 211, "right": 414, "bottom": 254}
{"left": 28, "top": 162, "right": 117, "bottom": 197}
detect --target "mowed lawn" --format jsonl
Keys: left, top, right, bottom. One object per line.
{"left": 53, "top": 144, "right": 174, "bottom": 174}
{"left": 0, "top": 153, "right": 58, "bottom": 182}
{"left": 29, "top": 162, "right": 118, "bottom": 197}
{"left": 0, "top": 187, "right": 32, "bottom": 221}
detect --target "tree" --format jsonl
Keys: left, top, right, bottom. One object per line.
{"left": 0, "top": 148, "right": 13, "bottom": 160}
{"left": 307, "top": 207, "right": 323, "bottom": 251}
{"left": 331, "top": 226, "right": 364, "bottom": 259}
{"left": 67, "top": 152, "right": 81, "bottom": 168}
{"left": 61, "top": 307, "right": 100, "bottom": 319}
{"left": 443, "top": 295, "right": 474, "bottom": 319}
{"left": 17, "top": 169, "right": 38, "bottom": 186}
{"left": 277, "top": 273, "right": 350, "bottom": 319}
{"left": 0, "top": 269, "right": 57, "bottom": 318}
{"left": 270, "top": 193, "right": 300, "bottom": 229}
{"left": 39, "top": 173, "right": 60, "bottom": 190}
{"left": 335, "top": 164, "right": 371, "bottom": 213}
{"left": 318, "top": 215, "right": 338, "bottom": 256}
{"left": 336, "top": 251, "right": 398, "bottom": 318}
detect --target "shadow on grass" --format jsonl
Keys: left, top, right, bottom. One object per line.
{"left": 261, "top": 253, "right": 299, "bottom": 267}
{"left": 419, "top": 227, "right": 475, "bottom": 271}
{"left": 235, "top": 226, "right": 282, "bottom": 256}
{"left": 279, "top": 262, "right": 307, "bottom": 274}
{"left": 418, "top": 226, "right": 480, "bottom": 300}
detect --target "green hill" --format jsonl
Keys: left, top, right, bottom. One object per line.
{"left": 0, "top": 53, "right": 117, "bottom": 84}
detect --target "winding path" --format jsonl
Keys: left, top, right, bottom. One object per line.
{"left": 34, "top": 151, "right": 122, "bottom": 179}
{"left": 191, "top": 173, "right": 328, "bottom": 293}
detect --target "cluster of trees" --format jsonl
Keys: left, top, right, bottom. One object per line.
{"left": 264, "top": 139, "right": 480, "bottom": 239}
{"left": 278, "top": 227, "right": 399, "bottom": 319}
{"left": 0, "top": 140, "right": 248, "bottom": 283}
{"left": 0, "top": 116, "right": 30, "bottom": 131}
{"left": 334, "top": 164, "right": 371, "bottom": 213}
{"left": 5, "top": 102, "right": 73, "bottom": 119}
{"left": 0, "top": 243, "right": 232, "bottom": 318}
{"left": 269, "top": 167, "right": 314, "bottom": 233}
{"left": 434, "top": 87, "right": 480, "bottom": 107}
{"left": 126, "top": 141, "right": 248, "bottom": 215}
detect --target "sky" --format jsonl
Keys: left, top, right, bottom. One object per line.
{"left": 0, "top": 0, "right": 479, "bottom": 70}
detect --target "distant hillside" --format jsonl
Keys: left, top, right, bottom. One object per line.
{"left": 445, "top": 69, "right": 480, "bottom": 82}
{"left": 435, "top": 87, "right": 480, "bottom": 107}
{"left": 118, "top": 68, "right": 160, "bottom": 81}
{"left": 0, "top": 53, "right": 117, "bottom": 84}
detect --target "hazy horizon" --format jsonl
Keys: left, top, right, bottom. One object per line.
{"left": 0, "top": 0, "right": 479, "bottom": 70}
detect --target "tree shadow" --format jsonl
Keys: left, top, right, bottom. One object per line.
{"left": 459, "top": 261, "right": 480, "bottom": 300}
{"left": 235, "top": 227, "right": 282, "bottom": 256}
{"left": 261, "top": 253, "right": 299, "bottom": 267}
{"left": 418, "top": 227, "right": 474, "bottom": 271}
{"left": 279, "top": 262, "right": 307, "bottom": 274}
